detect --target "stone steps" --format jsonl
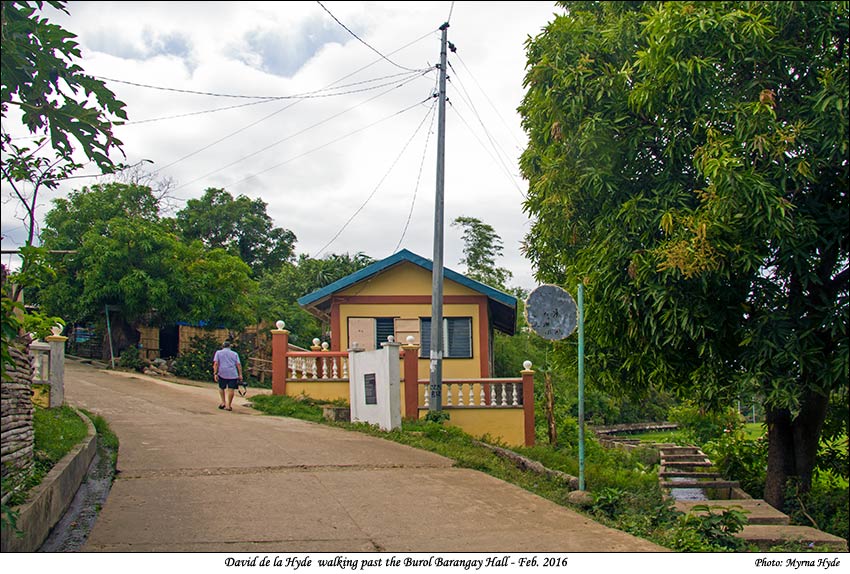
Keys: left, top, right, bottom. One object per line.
{"left": 674, "top": 499, "right": 790, "bottom": 525}
{"left": 655, "top": 443, "right": 848, "bottom": 551}
{"left": 735, "top": 525, "right": 848, "bottom": 551}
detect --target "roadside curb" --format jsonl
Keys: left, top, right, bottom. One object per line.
{"left": 0, "top": 407, "right": 97, "bottom": 552}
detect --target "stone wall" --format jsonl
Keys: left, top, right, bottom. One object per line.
{"left": 1, "top": 334, "right": 34, "bottom": 503}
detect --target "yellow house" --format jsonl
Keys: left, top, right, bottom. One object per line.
{"left": 296, "top": 249, "right": 518, "bottom": 380}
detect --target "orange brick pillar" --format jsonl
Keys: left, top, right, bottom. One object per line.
{"left": 522, "top": 366, "right": 535, "bottom": 446}
{"left": 402, "top": 344, "right": 420, "bottom": 420}
{"left": 271, "top": 327, "right": 289, "bottom": 396}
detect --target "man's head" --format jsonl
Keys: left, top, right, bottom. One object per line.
{"left": 223, "top": 340, "right": 232, "bottom": 348}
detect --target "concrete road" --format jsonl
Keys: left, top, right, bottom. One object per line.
{"left": 63, "top": 360, "right": 663, "bottom": 553}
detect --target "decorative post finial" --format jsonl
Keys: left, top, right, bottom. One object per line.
{"left": 275, "top": 320, "right": 286, "bottom": 330}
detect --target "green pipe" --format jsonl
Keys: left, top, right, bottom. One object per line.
{"left": 578, "top": 283, "right": 585, "bottom": 491}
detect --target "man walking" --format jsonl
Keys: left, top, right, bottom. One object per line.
{"left": 213, "top": 340, "right": 243, "bottom": 411}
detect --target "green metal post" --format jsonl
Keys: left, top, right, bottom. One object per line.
{"left": 577, "top": 283, "right": 585, "bottom": 490}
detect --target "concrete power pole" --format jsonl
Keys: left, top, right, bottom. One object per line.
{"left": 429, "top": 22, "right": 449, "bottom": 413}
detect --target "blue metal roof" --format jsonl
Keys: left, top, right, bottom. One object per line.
{"left": 297, "top": 249, "right": 517, "bottom": 333}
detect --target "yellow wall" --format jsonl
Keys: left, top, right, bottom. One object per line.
{"left": 285, "top": 381, "right": 351, "bottom": 403}
{"left": 336, "top": 262, "right": 485, "bottom": 379}
{"left": 419, "top": 408, "right": 525, "bottom": 446}
{"left": 338, "top": 263, "right": 476, "bottom": 297}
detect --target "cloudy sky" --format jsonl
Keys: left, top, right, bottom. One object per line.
{"left": 1, "top": 1, "right": 563, "bottom": 290}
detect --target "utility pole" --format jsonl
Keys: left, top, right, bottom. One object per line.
{"left": 429, "top": 21, "right": 449, "bottom": 413}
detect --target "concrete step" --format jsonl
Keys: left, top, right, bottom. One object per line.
{"left": 735, "top": 525, "right": 848, "bottom": 551}
{"left": 674, "top": 499, "right": 790, "bottom": 525}
{"left": 658, "top": 446, "right": 701, "bottom": 453}
{"left": 661, "top": 460, "right": 714, "bottom": 467}
{"left": 659, "top": 471, "right": 722, "bottom": 479}
{"left": 661, "top": 480, "right": 740, "bottom": 489}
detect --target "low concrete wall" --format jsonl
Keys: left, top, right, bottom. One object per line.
{"left": 1, "top": 408, "right": 97, "bottom": 552}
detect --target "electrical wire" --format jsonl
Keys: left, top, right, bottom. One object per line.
{"left": 171, "top": 70, "right": 431, "bottom": 192}
{"left": 447, "top": 97, "right": 526, "bottom": 199}
{"left": 454, "top": 52, "right": 525, "bottom": 150}
{"left": 447, "top": 64, "right": 526, "bottom": 198}
{"left": 146, "top": 31, "right": 437, "bottom": 177}
{"left": 316, "top": 1, "right": 420, "bottom": 73}
{"left": 394, "top": 97, "right": 437, "bottom": 254}
{"left": 97, "top": 69, "right": 429, "bottom": 102}
{"left": 447, "top": 62, "right": 520, "bottom": 180}
{"left": 314, "top": 97, "right": 437, "bottom": 257}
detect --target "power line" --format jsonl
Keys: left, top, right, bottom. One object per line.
{"left": 394, "top": 97, "right": 438, "bottom": 254}
{"left": 315, "top": 97, "right": 437, "bottom": 257}
{"left": 316, "top": 1, "right": 421, "bottom": 72}
{"left": 96, "top": 69, "right": 429, "bottom": 102}
{"left": 447, "top": 97, "right": 526, "bottom": 199}
{"left": 148, "top": 32, "right": 437, "bottom": 178}
{"left": 454, "top": 52, "right": 524, "bottom": 150}
{"left": 447, "top": 63, "right": 526, "bottom": 198}
{"left": 171, "top": 70, "right": 431, "bottom": 192}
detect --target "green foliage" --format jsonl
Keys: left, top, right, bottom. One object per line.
{"left": 82, "top": 409, "right": 119, "bottom": 471}
{"left": 668, "top": 402, "right": 744, "bottom": 445}
{"left": 176, "top": 188, "right": 297, "bottom": 276}
{"left": 252, "top": 252, "right": 374, "bottom": 346}
{"left": 118, "top": 344, "right": 145, "bottom": 372}
{"left": 248, "top": 393, "right": 338, "bottom": 422}
{"left": 675, "top": 505, "right": 749, "bottom": 552}
{"left": 37, "top": 183, "right": 255, "bottom": 329}
{"left": 423, "top": 410, "right": 450, "bottom": 424}
{"left": 173, "top": 335, "right": 243, "bottom": 381}
{"left": 5, "top": 406, "right": 88, "bottom": 508}
{"left": 451, "top": 215, "right": 513, "bottom": 290}
{"left": 704, "top": 430, "right": 768, "bottom": 497}
{"left": 784, "top": 473, "right": 849, "bottom": 542}
{"left": 1, "top": 1, "right": 127, "bottom": 169}
{"left": 520, "top": 0, "right": 849, "bottom": 507}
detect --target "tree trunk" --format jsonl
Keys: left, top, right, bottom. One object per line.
{"left": 763, "top": 388, "right": 831, "bottom": 511}
{"left": 764, "top": 407, "right": 794, "bottom": 511}
{"left": 792, "top": 388, "right": 830, "bottom": 493}
{"left": 545, "top": 372, "right": 557, "bottom": 445}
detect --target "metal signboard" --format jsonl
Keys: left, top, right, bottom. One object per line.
{"left": 525, "top": 284, "right": 578, "bottom": 341}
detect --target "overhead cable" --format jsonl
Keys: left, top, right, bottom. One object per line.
{"left": 316, "top": 1, "right": 421, "bottom": 73}
{"left": 172, "top": 70, "right": 431, "bottom": 192}
{"left": 315, "top": 97, "right": 438, "bottom": 257}
{"left": 394, "top": 97, "right": 438, "bottom": 254}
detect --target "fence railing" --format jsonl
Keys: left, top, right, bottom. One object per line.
{"left": 419, "top": 378, "right": 523, "bottom": 408}
{"left": 270, "top": 326, "right": 536, "bottom": 445}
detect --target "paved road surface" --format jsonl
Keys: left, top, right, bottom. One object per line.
{"left": 63, "top": 360, "right": 663, "bottom": 553}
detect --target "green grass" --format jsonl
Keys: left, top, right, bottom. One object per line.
{"left": 627, "top": 422, "right": 766, "bottom": 445}
{"left": 5, "top": 405, "right": 89, "bottom": 507}
{"left": 81, "top": 409, "right": 119, "bottom": 470}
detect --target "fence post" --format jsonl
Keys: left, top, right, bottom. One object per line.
{"left": 271, "top": 323, "right": 289, "bottom": 396}
{"left": 521, "top": 361, "right": 535, "bottom": 446}
{"left": 45, "top": 332, "right": 68, "bottom": 408}
{"left": 402, "top": 342, "right": 420, "bottom": 420}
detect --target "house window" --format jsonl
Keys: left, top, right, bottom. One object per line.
{"left": 348, "top": 317, "right": 400, "bottom": 350}
{"left": 375, "top": 318, "right": 396, "bottom": 347}
{"left": 419, "top": 317, "right": 472, "bottom": 359}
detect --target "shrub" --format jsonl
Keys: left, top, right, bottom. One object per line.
{"left": 118, "top": 344, "right": 145, "bottom": 372}
{"left": 668, "top": 402, "right": 744, "bottom": 445}
{"left": 173, "top": 335, "right": 247, "bottom": 381}
{"left": 666, "top": 505, "right": 749, "bottom": 552}
{"left": 703, "top": 430, "right": 768, "bottom": 497}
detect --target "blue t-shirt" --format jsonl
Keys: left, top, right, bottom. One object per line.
{"left": 213, "top": 347, "right": 241, "bottom": 379}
